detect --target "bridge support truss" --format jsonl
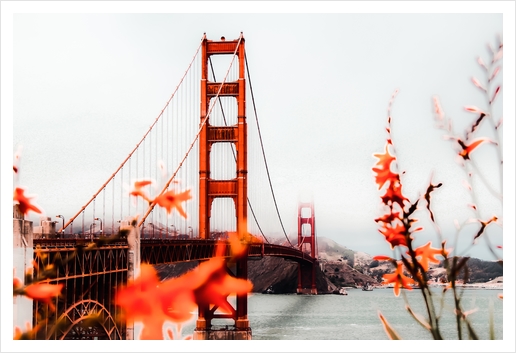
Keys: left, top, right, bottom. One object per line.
{"left": 297, "top": 202, "right": 318, "bottom": 294}
{"left": 195, "top": 33, "right": 251, "bottom": 340}
{"left": 31, "top": 238, "right": 128, "bottom": 339}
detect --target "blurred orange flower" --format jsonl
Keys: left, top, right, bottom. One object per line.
{"left": 153, "top": 189, "right": 192, "bottom": 218}
{"left": 373, "top": 143, "right": 396, "bottom": 171}
{"left": 411, "top": 241, "right": 445, "bottom": 271}
{"left": 382, "top": 263, "right": 415, "bottom": 296}
{"left": 378, "top": 223, "right": 408, "bottom": 249}
{"left": 116, "top": 241, "right": 252, "bottom": 339}
{"left": 227, "top": 221, "right": 262, "bottom": 259}
{"left": 169, "top": 241, "right": 252, "bottom": 313}
{"left": 116, "top": 264, "right": 196, "bottom": 339}
{"left": 13, "top": 187, "right": 42, "bottom": 216}
{"left": 228, "top": 231, "right": 247, "bottom": 258}
{"left": 130, "top": 180, "right": 153, "bottom": 202}
{"left": 380, "top": 180, "right": 407, "bottom": 207}
{"left": 372, "top": 144, "right": 399, "bottom": 190}
{"left": 190, "top": 256, "right": 253, "bottom": 313}
{"left": 23, "top": 282, "right": 63, "bottom": 311}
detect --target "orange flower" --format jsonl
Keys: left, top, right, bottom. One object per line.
{"left": 13, "top": 187, "right": 42, "bottom": 216}
{"left": 116, "top": 242, "right": 253, "bottom": 339}
{"left": 116, "top": 264, "right": 196, "bottom": 339}
{"left": 192, "top": 262, "right": 253, "bottom": 313}
{"left": 23, "top": 282, "right": 63, "bottom": 311}
{"left": 372, "top": 144, "right": 399, "bottom": 190}
{"left": 381, "top": 180, "right": 407, "bottom": 207}
{"left": 227, "top": 221, "right": 262, "bottom": 259}
{"left": 374, "top": 210, "right": 401, "bottom": 224}
{"left": 411, "top": 241, "right": 445, "bottom": 271}
{"left": 373, "top": 143, "right": 396, "bottom": 170}
{"left": 378, "top": 223, "right": 408, "bottom": 249}
{"left": 130, "top": 180, "right": 153, "bottom": 202}
{"left": 228, "top": 231, "right": 247, "bottom": 258}
{"left": 176, "top": 242, "right": 253, "bottom": 313}
{"left": 153, "top": 189, "right": 192, "bottom": 218}
{"left": 382, "top": 263, "right": 415, "bottom": 296}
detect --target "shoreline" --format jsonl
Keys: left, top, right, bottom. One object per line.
{"left": 373, "top": 283, "right": 503, "bottom": 290}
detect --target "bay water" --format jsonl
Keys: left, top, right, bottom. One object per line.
{"left": 182, "top": 288, "right": 503, "bottom": 340}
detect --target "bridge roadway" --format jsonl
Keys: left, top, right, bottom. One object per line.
{"left": 32, "top": 237, "right": 316, "bottom": 279}
{"left": 140, "top": 238, "right": 316, "bottom": 265}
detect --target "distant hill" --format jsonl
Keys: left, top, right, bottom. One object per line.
{"left": 153, "top": 237, "right": 502, "bottom": 294}
{"left": 316, "top": 237, "right": 356, "bottom": 265}
{"left": 307, "top": 237, "right": 503, "bottom": 285}
{"left": 450, "top": 257, "right": 503, "bottom": 283}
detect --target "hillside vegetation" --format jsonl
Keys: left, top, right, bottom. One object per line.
{"left": 154, "top": 237, "right": 502, "bottom": 294}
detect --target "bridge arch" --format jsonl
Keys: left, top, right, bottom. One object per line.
{"left": 47, "top": 299, "right": 122, "bottom": 340}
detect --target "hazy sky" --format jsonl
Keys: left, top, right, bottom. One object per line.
{"left": 2, "top": 1, "right": 515, "bottom": 351}
{"left": 4, "top": 4, "right": 514, "bottom": 259}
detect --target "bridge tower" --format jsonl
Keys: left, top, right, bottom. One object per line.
{"left": 195, "top": 33, "right": 251, "bottom": 340}
{"left": 297, "top": 201, "right": 318, "bottom": 294}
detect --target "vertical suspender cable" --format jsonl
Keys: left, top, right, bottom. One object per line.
{"left": 112, "top": 178, "right": 115, "bottom": 235}
{"left": 208, "top": 57, "right": 269, "bottom": 243}
{"left": 60, "top": 35, "right": 204, "bottom": 233}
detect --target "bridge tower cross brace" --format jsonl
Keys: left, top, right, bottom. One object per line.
{"left": 297, "top": 202, "right": 318, "bottom": 294}
{"left": 195, "top": 34, "right": 250, "bottom": 339}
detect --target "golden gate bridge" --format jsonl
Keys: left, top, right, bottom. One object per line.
{"left": 13, "top": 33, "right": 318, "bottom": 340}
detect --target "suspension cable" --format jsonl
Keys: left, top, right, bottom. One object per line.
{"left": 208, "top": 57, "right": 270, "bottom": 243}
{"left": 60, "top": 34, "right": 206, "bottom": 233}
{"left": 245, "top": 53, "right": 293, "bottom": 247}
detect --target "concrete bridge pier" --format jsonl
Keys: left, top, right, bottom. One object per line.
{"left": 297, "top": 261, "right": 318, "bottom": 295}
{"left": 13, "top": 205, "right": 34, "bottom": 332}
{"left": 193, "top": 324, "right": 252, "bottom": 340}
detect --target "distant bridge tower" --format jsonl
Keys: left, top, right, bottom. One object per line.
{"left": 297, "top": 201, "right": 318, "bottom": 294}
{"left": 195, "top": 33, "right": 251, "bottom": 340}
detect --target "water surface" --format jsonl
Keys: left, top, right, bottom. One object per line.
{"left": 183, "top": 288, "right": 503, "bottom": 340}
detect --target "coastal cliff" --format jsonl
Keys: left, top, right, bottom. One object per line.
{"left": 153, "top": 237, "right": 502, "bottom": 294}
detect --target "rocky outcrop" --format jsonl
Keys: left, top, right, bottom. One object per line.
{"left": 154, "top": 256, "right": 377, "bottom": 295}
{"left": 248, "top": 257, "right": 338, "bottom": 294}
{"left": 320, "top": 260, "right": 379, "bottom": 287}
{"left": 153, "top": 243, "right": 503, "bottom": 293}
